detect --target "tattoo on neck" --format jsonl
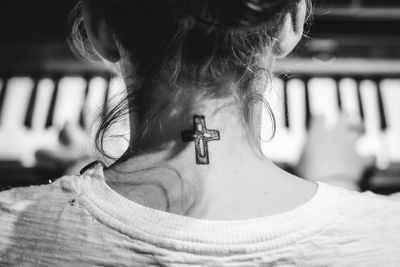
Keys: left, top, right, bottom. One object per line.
{"left": 181, "top": 115, "right": 220, "bottom": 165}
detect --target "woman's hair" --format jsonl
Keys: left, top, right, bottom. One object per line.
{"left": 69, "top": 0, "right": 310, "bottom": 160}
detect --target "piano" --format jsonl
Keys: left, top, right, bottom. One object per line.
{"left": 1, "top": 0, "right": 400, "bottom": 194}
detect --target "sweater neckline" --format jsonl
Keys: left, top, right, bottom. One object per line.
{"left": 76, "top": 162, "right": 343, "bottom": 250}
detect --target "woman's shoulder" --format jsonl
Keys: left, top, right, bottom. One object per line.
{"left": 0, "top": 175, "right": 79, "bottom": 205}
{"left": 0, "top": 172, "right": 111, "bottom": 264}
{"left": 320, "top": 182, "right": 400, "bottom": 232}
{"left": 300, "top": 183, "right": 400, "bottom": 264}
{"left": 320, "top": 181, "right": 400, "bottom": 211}
{"left": 342, "top": 185, "right": 400, "bottom": 208}
{"left": 0, "top": 162, "right": 103, "bottom": 206}
{"left": 0, "top": 174, "right": 87, "bottom": 232}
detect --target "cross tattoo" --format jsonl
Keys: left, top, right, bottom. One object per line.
{"left": 181, "top": 115, "right": 220, "bottom": 165}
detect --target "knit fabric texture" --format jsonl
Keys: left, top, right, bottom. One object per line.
{"left": 1, "top": 163, "right": 400, "bottom": 266}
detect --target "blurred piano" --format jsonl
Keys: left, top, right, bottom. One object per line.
{"left": 1, "top": 0, "right": 400, "bottom": 194}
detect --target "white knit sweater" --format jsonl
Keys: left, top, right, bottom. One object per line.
{"left": 1, "top": 163, "right": 400, "bottom": 266}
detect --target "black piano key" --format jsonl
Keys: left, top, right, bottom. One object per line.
{"left": 335, "top": 77, "right": 343, "bottom": 111}
{"left": 45, "top": 78, "right": 60, "bottom": 128}
{"left": 375, "top": 79, "right": 388, "bottom": 131}
{"left": 283, "top": 79, "right": 290, "bottom": 129}
{"left": 356, "top": 78, "right": 365, "bottom": 124}
{"left": 78, "top": 77, "right": 91, "bottom": 129}
{"left": 304, "top": 77, "right": 311, "bottom": 130}
{"left": 0, "top": 78, "right": 9, "bottom": 125}
{"left": 24, "top": 79, "right": 39, "bottom": 128}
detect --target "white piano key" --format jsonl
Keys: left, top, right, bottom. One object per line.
{"left": 263, "top": 77, "right": 285, "bottom": 134}
{"left": 1, "top": 77, "right": 34, "bottom": 128}
{"left": 261, "top": 77, "right": 289, "bottom": 162}
{"left": 381, "top": 79, "right": 400, "bottom": 131}
{"left": 358, "top": 80, "right": 389, "bottom": 168}
{"left": 52, "top": 77, "right": 87, "bottom": 129}
{"left": 102, "top": 76, "right": 129, "bottom": 161}
{"left": 339, "top": 78, "right": 362, "bottom": 126}
{"left": 107, "top": 76, "right": 126, "bottom": 110}
{"left": 109, "top": 76, "right": 125, "bottom": 94}
{"left": 360, "top": 80, "right": 380, "bottom": 135}
{"left": 286, "top": 79, "right": 307, "bottom": 164}
{"left": 271, "top": 78, "right": 286, "bottom": 131}
{"left": 380, "top": 79, "right": 400, "bottom": 162}
{"left": 288, "top": 79, "right": 306, "bottom": 135}
{"left": 308, "top": 78, "right": 339, "bottom": 128}
{"left": 0, "top": 77, "right": 34, "bottom": 160}
{"left": 32, "top": 78, "right": 54, "bottom": 130}
{"left": 85, "top": 77, "right": 108, "bottom": 129}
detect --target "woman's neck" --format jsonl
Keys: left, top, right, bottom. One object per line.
{"left": 104, "top": 96, "right": 317, "bottom": 220}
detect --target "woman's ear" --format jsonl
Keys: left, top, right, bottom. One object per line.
{"left": 273, "top": 0, "right": 307, "bottom": 58}
{"left": 82, "top": 0, "right": 120, "bottom": 62}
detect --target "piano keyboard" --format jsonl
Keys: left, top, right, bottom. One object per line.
{"left": 0, "top": 75, "right": 128, "bottom": 168}
{"left": 262, "top": 76, "right": 400, "bottom": 170}
{"left": 1, "top": 74, "right": 399, "bottom": 165}
{"left": 1, "top": 60, "right": 400, "bottom": 191}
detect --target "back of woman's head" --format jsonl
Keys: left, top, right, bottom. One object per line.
{"left": 73, "top": 0, "right": 303, "bottom": 82}
{"left": 70, "top": 0, "right": 309, "bottom": 158}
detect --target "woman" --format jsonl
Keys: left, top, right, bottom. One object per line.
{"left": 1, "top": 0, "right": 400, "bottom": 265}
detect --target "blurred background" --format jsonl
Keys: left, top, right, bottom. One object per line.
{"left": 1, "top": 0, "right": 400, "bottom": 193}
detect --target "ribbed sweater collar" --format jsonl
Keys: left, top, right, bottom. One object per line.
{"left": 75, "top": 162, "right": 344, "bottom": 253}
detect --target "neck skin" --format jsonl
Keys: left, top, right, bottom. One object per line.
{"left": 104, "top": 72, "right": 317, "bottom": 220}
